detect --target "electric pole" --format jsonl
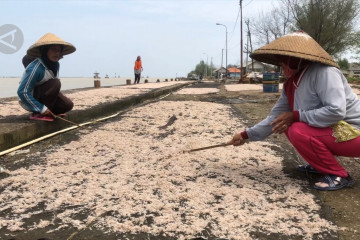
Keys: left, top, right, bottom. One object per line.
{"left": 239, "top": 0, "right": 243, "bottom": 83}
{"left": 221, "top": 49, "right": 224, "bottom": 68}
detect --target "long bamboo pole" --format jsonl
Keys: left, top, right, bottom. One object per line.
{"left": 55, "top": 115, "right": 83, "bottom": 128}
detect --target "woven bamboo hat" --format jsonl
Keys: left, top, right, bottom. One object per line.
{"left": 27, "top": 33, "right": 76, "bottom": 57}
{"left": 250, "top": 32, "right": 339, "bottom": 68}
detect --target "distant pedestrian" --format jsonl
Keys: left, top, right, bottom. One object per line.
{"left": 17, "top": 33, "right": 76, "bottom": 121}
{"left": 228, "top": 32, "right": 360, "bottom": 191}
{"left": 134, "top": 56, "right": 143, "bottom": 84}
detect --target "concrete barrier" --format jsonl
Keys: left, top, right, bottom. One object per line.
{"left": 0, "top": 82, "right": 193, "bottom": 152}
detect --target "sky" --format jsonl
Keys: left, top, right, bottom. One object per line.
{"left": 0, "top": 0, "right": 279, "bottom": 78}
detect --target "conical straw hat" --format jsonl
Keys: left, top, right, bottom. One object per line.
{"left": 27, "top": 33, "right": 76, "bottom": 57}
{"left": 250, "top": 32, "right": 339, "bottom": 68}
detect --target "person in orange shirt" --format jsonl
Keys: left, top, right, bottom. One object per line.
{"left": 134, "top": 56, "right": 143, "bottom": 84}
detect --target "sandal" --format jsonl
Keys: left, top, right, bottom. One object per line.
{"left": 30, "top": 113, "right": 54, "bottom": 122}
{"left": 296, "top": 164, "right": 319, "bottom": 174}
{"left": 313, "top": 174, "right": 354, "bottom": 191}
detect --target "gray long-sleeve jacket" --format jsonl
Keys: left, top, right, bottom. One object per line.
{"left": 246, "top": 63, "right": 360, "bottom": 141}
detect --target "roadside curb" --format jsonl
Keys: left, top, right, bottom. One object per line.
{"left": 0, "top": 82, "right": 193, "bottom": 152}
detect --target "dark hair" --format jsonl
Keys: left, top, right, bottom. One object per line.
{"left": 22, "top": 54, "right": 36, "bottom": 68}
{"left": 40, "top": 45, "right": 62, "bottom": 75}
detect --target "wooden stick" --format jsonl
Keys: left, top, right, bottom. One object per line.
{"left": 0, "top": 113, "right": 121, "bottom": 157}
{"left": 55, "top": 115, "right": 83, "bottom": 128}
{"left": 0, "top": 125, "right": 78, "bottom": 157}
{"left": 184, "top": 143, "right": 229, "bottom": 153}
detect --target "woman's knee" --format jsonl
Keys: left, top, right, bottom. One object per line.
{"left": 67, "top": 100, "right": 74, "bottom": 111}
{"left": 42, "top": 78, "right": 61, "bottom": 97}
{"left": 60, "top": 96, "right": 73, "bottom": 113}
{"left": 287, "top": 122, "right": 309, "bottom": 141}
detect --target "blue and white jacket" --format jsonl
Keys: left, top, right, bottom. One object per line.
{"left": 17, "top": 58, "right": 59, "bottom": 113}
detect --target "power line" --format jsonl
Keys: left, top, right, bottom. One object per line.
{"left": 243, "top": 0, "right": 255, "bottom": 8}
{"left": 228, "top": 7, "right": 240, "bottom": 42}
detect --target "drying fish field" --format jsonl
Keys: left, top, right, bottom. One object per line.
{"left": 1, "top": 81, "right": 360, "bottom": 240}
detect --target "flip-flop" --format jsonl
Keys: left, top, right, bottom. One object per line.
{"left": 296, "top": 164, "right": 319, "bottom": 174}
{"left": 313, "top": 174, "right": 354, "bottom": 191}
{"left": 30, "top": 113, "right": 54, "bottom": 122}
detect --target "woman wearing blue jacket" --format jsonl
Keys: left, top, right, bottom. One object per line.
{"left": 17, "top": 33, "right": 76, "bottom": 121}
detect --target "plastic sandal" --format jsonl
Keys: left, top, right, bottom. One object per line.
{"left": 313, "top": 174, "right": 354, "bottom": 191}
{"left": 296, "top": 164, "right": 319, "bottom": 174}
{"left": 29, "top": 113, "right": 54, "bottom": 122}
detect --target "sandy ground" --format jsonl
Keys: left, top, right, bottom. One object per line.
{"left": 1, "top": 81, "right": 351, "bottom": 240}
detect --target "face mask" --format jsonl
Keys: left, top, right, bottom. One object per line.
{"left": 281, "top": 58, "right": 303, "bottom": 79}
{"left": 282, "top": 64, "right": 298, "bottom": 79}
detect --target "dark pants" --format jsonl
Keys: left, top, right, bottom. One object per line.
{"left": 134, "top": 73, "right": 141, "bottom": 84}
{"left": 33, "top": 78, "right": 73, "bottom": 115}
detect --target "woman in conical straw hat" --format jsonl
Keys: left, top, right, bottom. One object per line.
{"left": 17, "top": 33, "right": 76, "bottom": 121}
{"left": 228, "top": 31, "right": 360, "bottom": 191}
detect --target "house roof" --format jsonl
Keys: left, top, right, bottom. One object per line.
{"left": 349, "top": 63, "right": 360, "bottom": 71}
{"left": 228, "top": 67, "right": 241, "bottom": 73}
{"left": 245, "top": 61, "right": 265, "bottom": 67}
{"left": 213, "top": 67, "right": 227, "bottom": 71}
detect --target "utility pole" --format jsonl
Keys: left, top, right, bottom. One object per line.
{"left": 203, "top": 53, "right": 208, "bottom": 78}
{"left": 239, "top": 0, "right": 243, "bottom": 83}
{"left": 246, "top": 31, "right": 249, "bottom": 74}
{"left": 221, "top": 49, "right": 224, "bottom": 68}
{"left": 216, "top": 23, "right": 228, "bottom": 80}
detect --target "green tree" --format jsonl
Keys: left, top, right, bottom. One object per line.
{"left": 187, "top": 61, "right": 213, "bottom": 78}
{"left": 227, "top": 64, "right": 238, "bottom": 68}
{"left": 338, "top": 58, "right": 350, "bottom": 70}
{"left": 287, "top": 0, "right": 360, "bottom": 56}
{"left": 253, "top": 0, "right": 360, "bottom": 58}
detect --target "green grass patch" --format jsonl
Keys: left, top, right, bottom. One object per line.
{"left": 347, "top": 76, "right": 360, "bottom": 83}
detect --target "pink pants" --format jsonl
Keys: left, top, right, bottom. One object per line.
{"left": 286, "top": 122, "right": 360, "bottom": 177}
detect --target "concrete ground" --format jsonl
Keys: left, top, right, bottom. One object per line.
{"left": 1, "top": 81, "right": 359, "bottom": 240}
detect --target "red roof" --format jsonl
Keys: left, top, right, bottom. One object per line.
{"left": 227, "top": 67, "right": 240, "bottom": 73}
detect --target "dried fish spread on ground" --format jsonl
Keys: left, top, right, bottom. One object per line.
{"left": 174, "top": 88, "right": 219, "bottom": 95}
{"left": 0, "top": 81, "right": 186, "bottom": 118}
{"left": 350, "top": 84, "right": 360, "bottom": 96}
{"left": 225, "top": 84, "right": 263, "bottom": 91}
{"left": 0, "top": 101, "right": 336, "bottom": 239}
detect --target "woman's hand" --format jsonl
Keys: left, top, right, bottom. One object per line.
{"left": 271, "top": 112, "right": 293, "bottom": 134}
{"left": 228, "top": 132, "right": 246, "bottom": 146}
{"left": 43, "top": 109, "right": 55, "bottom": 118}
